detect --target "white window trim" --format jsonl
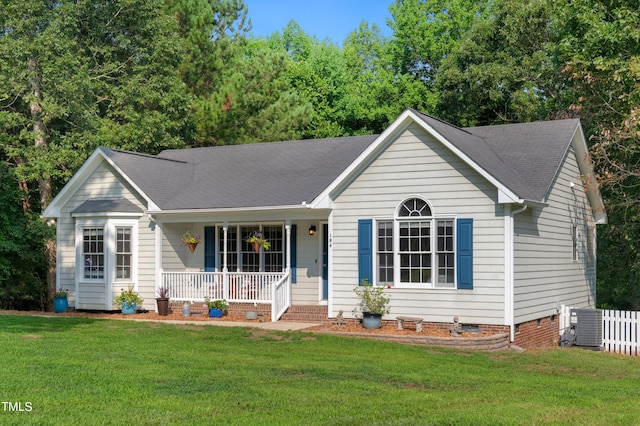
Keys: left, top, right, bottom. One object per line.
{"left": 76, "top": 218, "right": 139, "bottom": 297}
{"left": 373, "top": 197, "right": 458, "bottom": 289}
{"left": 393, "top": 217, "right": 457, "bottom": 289}
{"left": 77, "top": 223, "right": 106, "bottom": 283}
{"left": 218, "top": 223, "right": 285, "bottom": 273}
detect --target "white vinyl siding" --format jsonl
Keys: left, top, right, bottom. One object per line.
{"left": 161, "top": 220, "right": 323, "bottom": 305}
{"left": 513, "top": 143, "right": 597, "bottom": 323}
{"left": 331, "top": 124, "right": 506, "bottom": 325}
{"left": 55, "top": 161, "right": 154, "bottom": 310}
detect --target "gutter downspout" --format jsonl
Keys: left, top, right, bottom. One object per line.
{"left": 505, "top": 204, "right": 527, "bottom": 342}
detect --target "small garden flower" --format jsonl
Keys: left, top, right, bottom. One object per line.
{"left": 54, "top": 288, "right": 69, "bottom": 298}
{"left": 181, "top": 231, "right": 201, "bottom": 245}
{"left": 114, "top": 286, "right": 144, "bottom": 308}
{"left": 245, "top": 230, "right": 270, "bottom": 251}
{"left": 203, "top": 297, "right": 228, "bottom": 310}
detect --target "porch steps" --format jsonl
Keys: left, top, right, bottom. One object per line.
{"left": 280, "top": 305, "right": 329, "bottom": 322}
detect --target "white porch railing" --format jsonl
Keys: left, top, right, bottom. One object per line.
{"left": 271, "top": 273, "right": 291, "bottom": 322}
{"left": 161, "top": 271, "right": 290, "bottom": 321}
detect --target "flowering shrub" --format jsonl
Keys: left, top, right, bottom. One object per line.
{"left": 354, "top": 279, "right": 390, "bottom": 315}
{"left": 114, "top": 286, "right": 144, "bottom": 307}
{"left": 203, "top": 297, "right": 228, "bottom": 310}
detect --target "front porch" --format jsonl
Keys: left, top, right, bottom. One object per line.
{"left": 161, "top": 271, "right": 292, "bottom": 321}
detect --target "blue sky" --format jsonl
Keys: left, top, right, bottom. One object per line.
{"left": 244, "top": 0, "right": 393, "bottom": 45}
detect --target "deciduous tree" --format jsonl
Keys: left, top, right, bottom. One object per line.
{"left": 551, "top": 0, "right": 640, "bottom": 309}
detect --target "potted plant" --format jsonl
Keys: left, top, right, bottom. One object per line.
{"left": 245, "top": 230, "right": 270, "bottom": 253}
{"left": 53, "top": 288, "right": 69, "bottom": 313}
{"left": 114, "top": 286, "right": 144, "bottom": 314}
{"left": 354, "top": 279, "right": 390, "bottom": 329}
{"left": 181, "top": 231, "right": 201, "bottom": 253}
{"left": 204, "top": 297, "right": 228, "bottom": 318}
{"left": 156, "top": 286, "right": 170, "bottom": 316}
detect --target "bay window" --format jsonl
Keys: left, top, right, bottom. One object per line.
{"left": 76, "top": 220, "right": 137, "bottom": 284}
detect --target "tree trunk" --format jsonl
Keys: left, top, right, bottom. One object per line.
{"left": 29, "top": 57, "right": 56, "bottom": 311}
{"left": 28, "top": 57, "right": 52, "bottom": 210}
{"left": 14, "top": 157, "right": 32, "bottom": 212}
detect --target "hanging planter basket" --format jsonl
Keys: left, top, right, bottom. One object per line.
{"left": 181, "top": 231, "right": 201, "bottom": 254}
{"left": 246, "top": 230, "right": 270, "bottom": 253}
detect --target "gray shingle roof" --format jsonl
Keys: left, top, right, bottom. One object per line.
{"left": 102, "top": 135, "right": 378, "bottom": 210}
{"left": 466, "top": 119, "right": 580, "bottom": 201}
{"left": 72, "top": 198, "right": 143, "bottom": 214}
{"left": 410, "top": 109, "right": 579, "bottom": 201}
{"left": 100, "top": 110, "right": 580, "bottom": 210}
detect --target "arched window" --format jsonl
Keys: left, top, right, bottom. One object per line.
{"left": 376, "top": 197, "right": 455, "bottom": 287}
{"left": 398, "top": 198, "right": 432, "bottom": 217}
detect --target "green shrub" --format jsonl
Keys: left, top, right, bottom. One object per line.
{"left": 0, "top": 163, "right": 53, "bottom": 310}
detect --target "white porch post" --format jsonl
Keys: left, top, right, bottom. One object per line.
{"left": 285, "top": 221, "right": 292, "bottom": 301}
{"left": 285, "top": 222, "right": 292, "bottom": 275}
{"left": 223, "top": 222, "right": 228, "bottom": 300}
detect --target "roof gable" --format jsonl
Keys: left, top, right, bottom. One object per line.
{"left": 43, "top": 147, "right": 160, "bottom": 218}
{"left": 465, "top": 118, "right": 581, "bottom": 202}
{"left": 317, "top": 109, "right": 602, "bottom": 211}
{"left": 43, "top": 109, "right": 605, "bottom": 224}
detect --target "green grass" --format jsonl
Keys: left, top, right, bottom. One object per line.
{"left": 0, "top": 315, "right": 639, "bottom": 425}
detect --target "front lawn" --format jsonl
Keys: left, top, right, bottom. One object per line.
{"left": 0, "top": 314, "right": 638, "bottom": 425}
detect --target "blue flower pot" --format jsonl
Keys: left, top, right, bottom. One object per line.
{"left": 121, "top": 302, "right": 137, "bottom": 315}
{"left": 209, "top": 308, "right": 223, "bottom": 318}
{"left": 362, "top": 312, "right": 382, "bottom": 329}
{"left": 54, "top": 296, "right": 68, "bottom": 313}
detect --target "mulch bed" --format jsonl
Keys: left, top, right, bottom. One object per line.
{"left": 1, "top": 309, "right": 492, "bottom": 338}
{"left": 306, "top": 322, "right": 492, "bottom": 338}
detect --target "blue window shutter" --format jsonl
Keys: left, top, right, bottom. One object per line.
{"left": 456, "top": 218, "right": 473, "bottom": 290}
{"left": 358, "top": 219, "right": 373, "bottom": 285}
{"left": 291, "top": 224, "right": 297, "bottom": 284}
{"left": 204, "top": 226, "right": 215, "bottom": 272}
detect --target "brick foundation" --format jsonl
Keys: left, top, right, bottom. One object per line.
{"left": 168, "top": 302, "right": 272, "bottom": 321}
{"left": 512, "top": 315, "right": 560, "bottom": 348}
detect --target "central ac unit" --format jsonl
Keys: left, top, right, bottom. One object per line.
{"left": 570, "top": 308, "right": 602, "bottom": 348}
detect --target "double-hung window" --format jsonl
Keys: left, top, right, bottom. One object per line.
{"left": 219, "top": 225, "right": 284, "bottom": 272}
{"left": 373, "top": 198, "right": 462, "bottom": 288}
{"left": 83, "top": 228, "right": 104, "bottom": 280}
{"left": 115, "top": 227, "right": 132, "bottom": 279}
{"left": 77, "top": 220, "right": 137, "bottom": 283}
